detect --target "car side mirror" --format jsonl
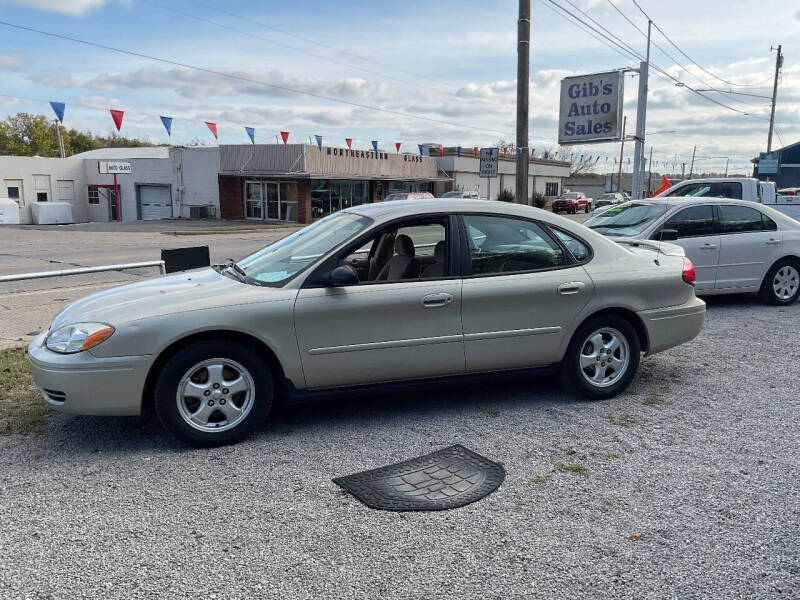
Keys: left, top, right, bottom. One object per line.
{"left": 659, "top": 228, "right": 679, "bottom": 241}
{"left": 328, "top": 264, "right": 359, "bottom": 287}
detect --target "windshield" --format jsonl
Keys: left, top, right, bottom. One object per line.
{"left": 598, "top": 194, "right": 616, "bottom": 201}
{"left": 235, "top": 211, "right": 372, "bottom": 284}
{"left": 584, "top": 203, "right": 667, "bottom": 237}
{"left": 441, "top": 191, "right": 463, "bottom": 198}
{"left": 561, "top": 193, "right": 579, "bottom": 199}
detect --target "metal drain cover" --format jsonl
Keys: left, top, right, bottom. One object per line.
{"left": 333, "top": 444, "right": 505, "bottom": 511}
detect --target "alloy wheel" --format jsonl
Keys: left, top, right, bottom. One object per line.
{"left": 772, "top": 265, "right": 799, "bottom": 301}
{"left": 578, "top": 328, "right": 630, "bottom": 388}
{"left": 176, "top": 358, "right": 255, "bottom": 433}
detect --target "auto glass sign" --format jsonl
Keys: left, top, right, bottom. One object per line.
{"left": 98, "top": 161, "right": 132, "bottom": 174}
{"left": 558, "top": 71, "right": 624, "bottom": 145}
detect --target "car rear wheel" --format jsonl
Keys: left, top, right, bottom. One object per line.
{"left": 759, "top": 258, "right": 800, "bottom": 305}
{"left": 154, "top": 340, "right": 273, "bottom": 446}
{"left": 559, "top": 315, "right": 641, "bottom": 399}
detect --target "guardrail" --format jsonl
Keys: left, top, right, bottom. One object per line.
{"left": 0, "top": 260, "right": 166, "bottom": 283}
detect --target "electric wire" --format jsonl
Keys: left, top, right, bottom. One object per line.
{"left": 0, "top": 19, "right": 508, "bottom": 137}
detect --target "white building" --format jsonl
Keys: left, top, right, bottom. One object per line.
{"left": 1, "top": 146, "right": 220, "bottom": 224}
{"left": 434, "top": 149, "right": 571, "bottom": 201}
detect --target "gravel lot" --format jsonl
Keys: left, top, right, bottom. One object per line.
{"left": 1, "top": 293, "right": 798, "bottom": 599}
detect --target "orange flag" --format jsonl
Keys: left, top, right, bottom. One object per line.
{"left": 654, "top": 175, "right": 671, "bottom": 196}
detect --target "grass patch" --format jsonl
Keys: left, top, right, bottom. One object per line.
{"left": 607, "top": 453, "right": 621, "bottom": 462}
{"left": 0, "top": 347, "right": 49, "bottom": 435}
{"left": 533, "top": 475, "right": 551, "bottom": 484}
{"left": 553, "top": 462, "right": 589, "bottom": 475}
{"left": 610, "top": 413, "right": 637, "bottom": 427}
{"left": 643, "top": 391, "right": 666, "bottom": 406}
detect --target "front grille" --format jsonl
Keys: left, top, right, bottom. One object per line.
{"left": 42, "top": 389, "right": 66, "bottom": 404}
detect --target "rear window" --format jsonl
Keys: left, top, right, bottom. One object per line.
{"left": 584, "top": 203, "right": 667, "bottom": 237}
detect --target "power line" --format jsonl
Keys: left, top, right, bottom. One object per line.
{"left": 546, "top": 0, "right": 768, "bottom": 119}
{"left": 188, "top": 0, "right": 460, "bottom": 93}
{"left": 0, "top": 19, "right": 508, "bottom": 136}
{"left": 140, "top": 0, "right": 465, "bottom": 103}
{"left": 629, "top": 0, "right": 775, "bottom": 89}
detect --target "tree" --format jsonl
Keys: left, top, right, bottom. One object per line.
{"left": 540, "top": 144, "right": 596, "bottom": 176}
{"left": 531, "top": 191, "right": 548, "bottom": 209}
{"left": 496, "top": 188, "right": 515, "bottom": 202}
{"left": 0, "top": 112, "right": 157, "bottom": 157}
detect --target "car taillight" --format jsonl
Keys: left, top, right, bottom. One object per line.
{"left": 682, "top": 258, "right": 695, "bottom": 286}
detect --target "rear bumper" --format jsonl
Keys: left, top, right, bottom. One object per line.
{"left": 638, "top": 296, "right": 706, "bottom": 355}
{"left": 27, "top": 332, "right": 152, "bottom": 416}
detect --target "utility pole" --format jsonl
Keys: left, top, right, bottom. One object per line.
{"left": 631, "top": 19, "right": 651, "bottom": 199}
{"left": 767, "top": 44, "right": 782, "bottom": 152}
{"left": 646, "top": 146, "right": 653, "bottom": 196}
{"left": 617, "top": 115, "right": 627, "bottom": 194}
{"left": 515, "top": 0, "right": 530, "bottom": 204}
{"left": 681, "top": 162, "right": 686, "bottom": 179}
{"left": 53, "top": 119, "right": 65, "bottom": 158}
{"left": 724, "top": 157, "right": 729, "bottom": 177}
{"left": 688, "top": 145, "right": 696, "bottom": 179}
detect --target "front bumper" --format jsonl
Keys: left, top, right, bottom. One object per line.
{"left": 638, "top": 296, "right": 706, "bottom": 355}
{"left": 27, "top": 332, "right": 153, "bottom": 416}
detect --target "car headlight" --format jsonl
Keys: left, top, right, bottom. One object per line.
{"left": 45, "top": 323, "right": 115, "bottom": 354}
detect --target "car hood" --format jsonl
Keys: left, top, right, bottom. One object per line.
{"left": 50, "top": 268, "right": 283, "bottom": 330}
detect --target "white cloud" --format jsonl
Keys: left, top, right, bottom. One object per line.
{"left": 0, "top": 55, "right": 26, "bottom": 71}
{"left": 3, "top": 0, "right": 107, "bottom": 15}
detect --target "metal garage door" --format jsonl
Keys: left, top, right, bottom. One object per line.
{"left": 139, "top": 185, "right": 172, "bottom": 220}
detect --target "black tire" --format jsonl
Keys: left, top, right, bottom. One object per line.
{"left": 585, "top": 205, "right": 590, "bottom": 213}
{"left": 559, "top": 314, "right": 641, "bottom": 400}
{"left": 571, "top": 206, "right": 576, "bottom": 214}
{"left": 759, "top": 258, "right": 800, "bottom": 305}
{"left": 154, "top": 340, "right": 273, "bottom": 446}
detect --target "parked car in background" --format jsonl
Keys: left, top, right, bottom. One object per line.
{"left": 29, "top": 199, "right": 704, "bottom": 446}
{"left": 584, "top": 197, "right": 800, "bottom": 305}
{"left": 383, "top": 191, "right": 434, "bottom": 202}
{"left": 552, "top": 191, "right": 593, "bottom": 214}
{"left": 593, "top": 192, "right": 626, "bottom": 215}
{"left": 440, "top": 190, "right": 481, "bottom": 199}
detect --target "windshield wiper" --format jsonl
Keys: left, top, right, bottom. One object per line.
{"left": 219, "top": 259, "right": 247, "bottom": 281}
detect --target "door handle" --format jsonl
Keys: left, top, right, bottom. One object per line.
{"left": 766, "top": 239, "right": 781, "bottom": 245}
{"left": 701, "top": 243, "right": 717, "bottom": 250}
{"left": 421, "top": 292, "right": 454, "bottom": 308}
{"left": 558, "top": 282, "right": 585, "bottom": 295}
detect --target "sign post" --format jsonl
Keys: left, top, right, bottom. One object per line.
{"left": 98, "top": 161, "right": 131, "bottom": 222}
{"left": 479, "top": 148, "right": 498, "bottom": 201}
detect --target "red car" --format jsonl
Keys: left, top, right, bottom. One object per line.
{"left": 552, "top": 192, "right": 593, "bottom": 214}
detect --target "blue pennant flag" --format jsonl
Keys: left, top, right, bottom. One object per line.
{"left": 245, "top": 127, "right": 255, "bottom": 144}
{"left": 544, "top": 150, "right": 549, "bottom": 159}
{"left": 49, "top": 101, "right": 65, "bottom": 123}
{"left": 160, "top": 116, "right": 172, "bottom": 137}
{"left": 371, "top": 140, "right": 378, "bottom": 152}
{"left": 418, "top": 144, "right": 424, "bottom": 155}
{"left": 456, "top": 146, "right": 462, "bottom": 157}
{"left": 315, "top": 135, "right": 323, "bottom": 150}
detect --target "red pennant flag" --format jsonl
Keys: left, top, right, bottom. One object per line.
{"left": 109, "top": 109, "right": 124, "bottom": 132}
{"left": 654, "top": 175, "right": 671, "bottom": 196}
{"left": 395, "top": 142, "right": 401, "bottom": 153}
{"left": 205, "top": 121, "right": 218, "bottom": 140}
{"left": 439, "top": 144, "right": 444, "bottom": 157}
{"left": 503, "top": 146, "right": 507, "bottom": 155}
{"left": 473, "top": 146, "right": 478, "bottom": 157}
{"left": 531, "top": 147, "right": 535, "bottom": 158}
{"left": 280, "top": 131, "right": 290, "bottom": 145}
{"left": 345, "top": 138, "right": 352, "bottom": 149}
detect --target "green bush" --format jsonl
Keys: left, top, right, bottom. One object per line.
{"left": 531, "top": 192, "right": 547, "bottom": 209}
{"left": 496, "top": 188, "right": 515, "bottom": 202}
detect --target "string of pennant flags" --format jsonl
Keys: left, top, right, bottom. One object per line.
{"left": 43, "top": 100, "right": 729, "bottom": 170}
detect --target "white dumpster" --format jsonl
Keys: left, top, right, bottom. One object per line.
{"left": 30, "top": 202, "right": 73, "bottom": 224}
{"left": 0, "top": 198, "right": 20, "bottom": 224}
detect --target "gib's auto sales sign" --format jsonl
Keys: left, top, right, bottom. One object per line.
{"left": 558, "top": 70, "right": 624, "bottom": 145}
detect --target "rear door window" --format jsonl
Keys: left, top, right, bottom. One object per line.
{"left": 718, "top": 205, "right": 767, "bottom": 234}
{"left": 660, "top": 205, "right": 715, "bottom": 238}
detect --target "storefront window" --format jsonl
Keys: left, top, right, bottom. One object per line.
{"left": 245, "top": 182, "right": 263, "bottom": 219}
{"left": 280, "top": 182, "right": 298, "bottom": 221}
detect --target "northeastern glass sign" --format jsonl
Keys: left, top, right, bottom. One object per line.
{"left": 558, "top": 70, "right": 624, "bottom": 145}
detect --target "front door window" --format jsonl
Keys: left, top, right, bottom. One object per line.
{"left": 266, "top": 182, "right": 279, "bottom": 220}
{"left": 245, "top": 182, "right": 263, "bottom": 219}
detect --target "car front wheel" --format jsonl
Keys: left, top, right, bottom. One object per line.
{"left": 760, "top": 258, "right": 800, "bottom": 305}
{"left": 559, "top": 315, "right": 641, "bottom": 399}
{"left": 154, "top": 340, "right": 273, "bottom": 446}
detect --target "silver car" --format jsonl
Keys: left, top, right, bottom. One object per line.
{"left": 29, "top": 199, "right": 705, "bottom": 446}
{"left": 584, "top": 197, "right": 800, "bottom": 304}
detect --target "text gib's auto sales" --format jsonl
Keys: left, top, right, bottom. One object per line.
{"left": 558, "top": 70, "right": 624, "bottom": 145}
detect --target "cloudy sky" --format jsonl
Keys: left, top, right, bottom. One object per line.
{"left": 1, "top": 0, "right": 799, "bottom": 173}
